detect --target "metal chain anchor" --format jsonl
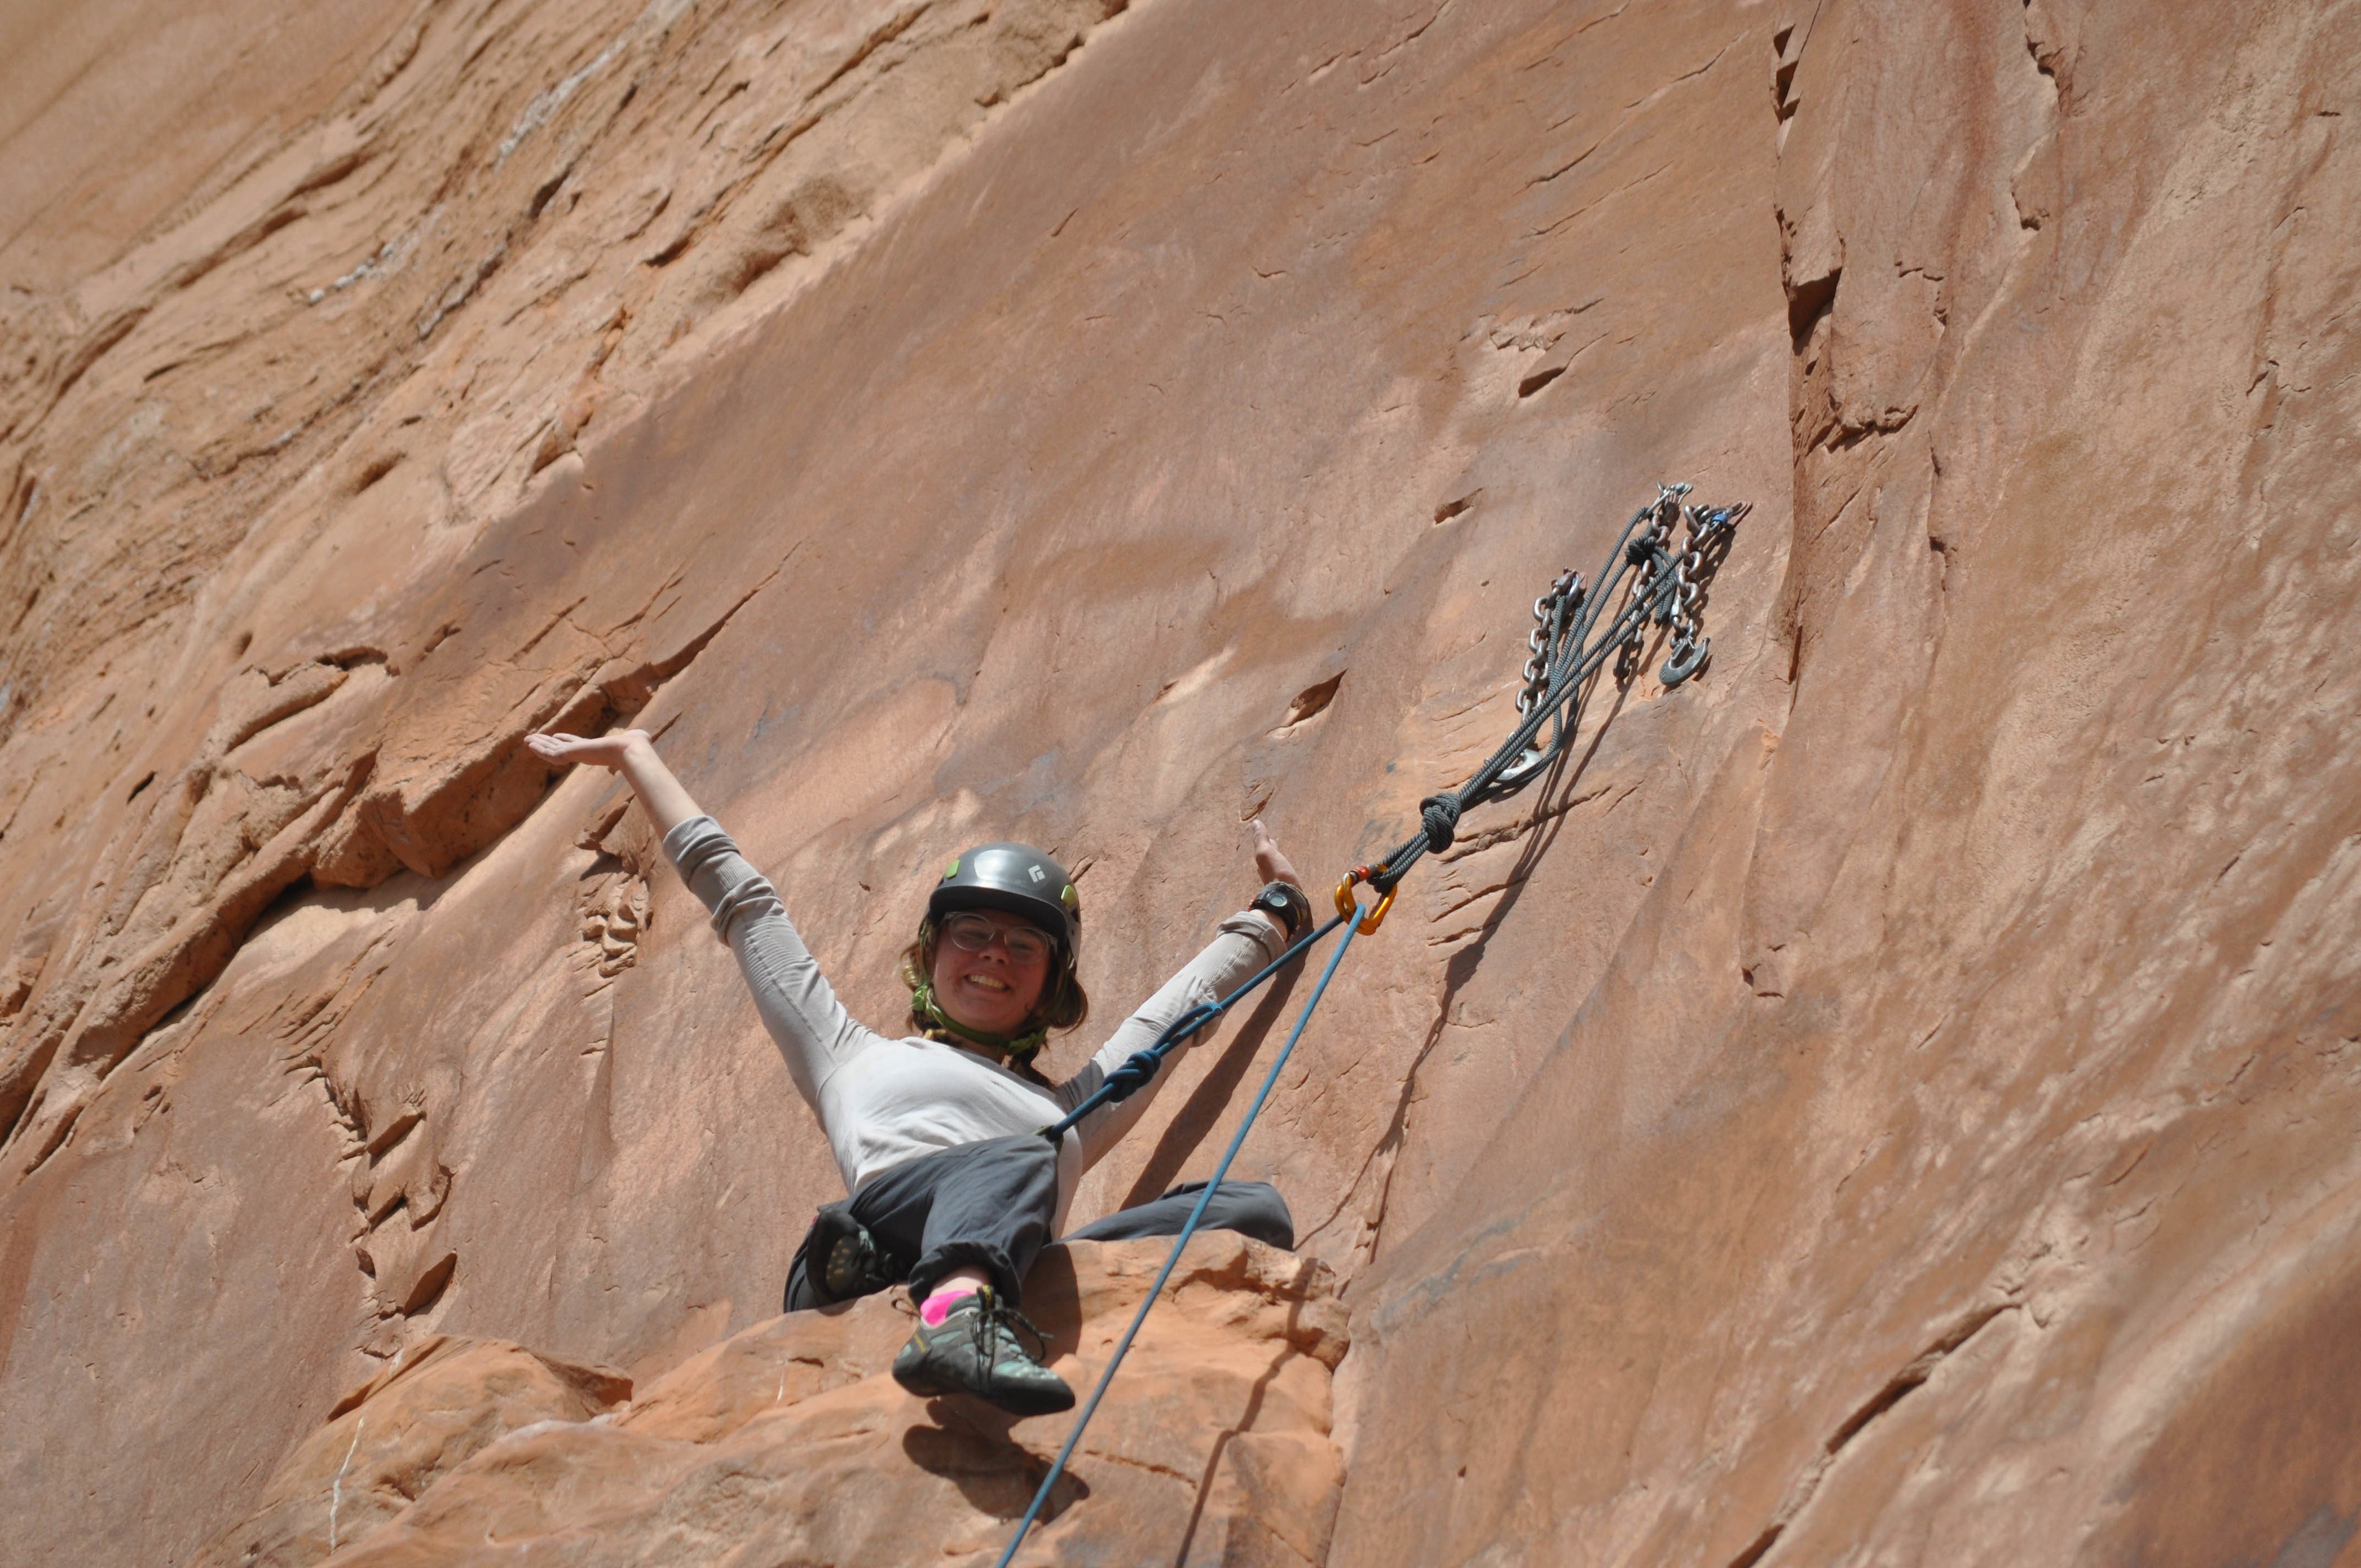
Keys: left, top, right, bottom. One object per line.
{"left": 1502, "top": 567, "right": 1584, "bottom": 782}
{"left": 1514, "top": 570, "right": 1584, "bottom": 717}
{"left": 1617, "top": 483, "right": 1688, "bottom": 683}
{"left": 1659, "top": 499, "right": 1748, "bottom": 685}
{"left": 1658, "top": 502, "right": 1708, "bottom": 684}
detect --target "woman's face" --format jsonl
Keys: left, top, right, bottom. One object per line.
{"left": 929, "top": 909, "right": 1055, "bottom": 1039}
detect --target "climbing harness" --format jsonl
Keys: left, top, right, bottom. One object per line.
{"left": 993, "top": 483, "right": 1745, "bottom": 1565}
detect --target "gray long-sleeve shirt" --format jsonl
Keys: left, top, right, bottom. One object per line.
{"left": 662, "top": 816, "right": 1285, "bottom": 1227}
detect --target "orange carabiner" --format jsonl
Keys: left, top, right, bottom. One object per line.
{"left": 1332, "top": 867, "right": 1396, "bottom": 936}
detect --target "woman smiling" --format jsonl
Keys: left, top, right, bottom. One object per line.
{"left": 527, "top": 727, "right": 1314, "bottom": 1414}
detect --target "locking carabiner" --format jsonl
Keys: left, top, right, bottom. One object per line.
{"left": 1332, "top": 866, "right": 1396, "bottom": 935}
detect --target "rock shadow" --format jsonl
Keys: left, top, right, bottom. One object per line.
{"left": 1169, "top": 1280, "right": 1326, "bottom": 1565}
{"left": 899, "top": 1258, "right": 1092, "bottom": 1533}
{"left": 1301, "top": 640, "right": 1645, "bottom": 1255}
{"left": 901, "top": 1411, "right": 1091, "bottom": 1522}
{"left": 1117, "top": 964, "right": 1305, "bottom": 1207}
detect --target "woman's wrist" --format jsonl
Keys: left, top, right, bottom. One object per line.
{"left": 615, "top": 733, "right": 706, "bottom": 836}
{"left": 1248, "top": 880, "right": 1313, "bottom": 942}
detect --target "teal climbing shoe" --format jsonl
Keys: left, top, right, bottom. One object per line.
{"left": 892, "top": 1287, "right": 1075, "bottom": 1416}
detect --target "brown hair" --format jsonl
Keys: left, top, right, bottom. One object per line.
{"left": 900, "top": 918, "right": 1090, "bottom": 1072}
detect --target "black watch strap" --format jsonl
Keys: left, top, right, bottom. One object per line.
{"left": 1250, "top": 880, "right": 1312, "bottom": 942}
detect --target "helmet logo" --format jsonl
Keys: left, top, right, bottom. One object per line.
{"left": 1028, "top": 865, "right": 1046, "bottom": 883}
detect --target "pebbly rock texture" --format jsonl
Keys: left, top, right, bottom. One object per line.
{"left": 208, "top": 1237, "right": 1346, "bottom": 1567}
{"left": 1, "top": 0, "right": 2357, "bottom": 1565}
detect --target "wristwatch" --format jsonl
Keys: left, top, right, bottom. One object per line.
{"left": 1249, "top": 880, "right": 1313, "bottom": 942}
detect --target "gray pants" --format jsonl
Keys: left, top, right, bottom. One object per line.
{"left": 784, "top": 1133, "right": 1293, "bottom": 1311}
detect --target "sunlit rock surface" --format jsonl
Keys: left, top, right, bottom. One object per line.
{"left": 194, "top": 1237, "right": 1340, "bottom": 1567}
{"left": 2, "top": 0, "right": 2356, "bottom": 1563}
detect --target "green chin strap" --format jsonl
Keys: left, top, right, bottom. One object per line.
{"left": 910, "top": 980, "right": 1049, "bottom": 1064}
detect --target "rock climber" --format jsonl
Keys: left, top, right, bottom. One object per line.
{"left": 526, "top": 726, "right": 1317, "bottom": 1416}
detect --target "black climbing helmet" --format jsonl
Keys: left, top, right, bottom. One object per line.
{"left": 927, "top": 843, "right": 1081, "bottom": 959}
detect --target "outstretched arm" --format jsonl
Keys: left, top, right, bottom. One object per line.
{"left": 526, "top": 728, "right": 705, "bottom": 837}
{"left": 1059, "top": 819, "right": 1309, "bottom": 1168}
{"left": 1251, "top": 817, "right": 1305, "bottom": 896}
{"left": 529, "top": 725, "right": 879, "bottom": 1121}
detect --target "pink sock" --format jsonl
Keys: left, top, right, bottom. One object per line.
{"left": 921, "top": 1282, "right": 982, "bottom": 1326}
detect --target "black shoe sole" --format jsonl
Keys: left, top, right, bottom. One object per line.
{"left": 893, "top": 1361, "right": 1076, "bottom": 1417}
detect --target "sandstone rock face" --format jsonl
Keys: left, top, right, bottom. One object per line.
{"left": 1, "top": 0, "right": 2356, "bottom": 1565}
{"left": 197, "top": 1336, "right": 633, "bottom": 1568}
{"left": 209, "top": 1237, "right": 1343, "bottom": 1567}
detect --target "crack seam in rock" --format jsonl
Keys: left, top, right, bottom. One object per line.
{"left": 3, "top": 548, "right": 775, "bottom": 1189}
{"left": 1723, "top": 1301, "right": 2020, "bottom": 1568}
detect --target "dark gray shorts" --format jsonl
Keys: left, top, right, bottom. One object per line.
{"left": 784, "top": 1133, "right": 1294, "bottom": 1311}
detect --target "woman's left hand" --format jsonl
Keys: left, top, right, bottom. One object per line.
{"left": 526, "top": 729, "right": 648, "bottom": 770}
{"left": 525, "top": 728, "right": 708, "bottom": 838}
{"left": 1251, "top": 819, "right": 1304, "bottom": 890}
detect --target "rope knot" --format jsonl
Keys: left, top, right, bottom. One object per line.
{"left": 1419, "top": 793, "right": 1462, "bottom": 852}
{"left": 1102, "top": 1048, "right": 1162, "bottom": 1100}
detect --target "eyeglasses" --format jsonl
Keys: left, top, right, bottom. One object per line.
{"left": 939, "top": 911, "right": 1057, "bottom": 966}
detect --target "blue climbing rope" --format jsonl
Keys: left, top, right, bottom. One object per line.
{"left": 994, "top": 910, "right": 1366, "bottom": 1567}
{"left": 988, "top": 481, "right": 1746, "bottom": 1562}
{"left": 1039, "top": 909, "right": 1350, "bottom": 1146}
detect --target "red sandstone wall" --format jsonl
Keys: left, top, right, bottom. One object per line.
{"left": 1, "top": 1, "right": 2354, "bottom": 1563}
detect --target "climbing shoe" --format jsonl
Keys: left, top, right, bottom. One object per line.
{"left": 807, "top": 1203, "right": 905, "bottom": 1305}
{"left": 892, "top": 1287, "right": 1075, "bottom": 1416}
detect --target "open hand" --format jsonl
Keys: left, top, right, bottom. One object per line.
{"left": 1251, "top": 819, "right": 1304, "bottom": 890}
{"left": 526, "top": 729, "right": 649, "bottom": 770}
{"left": 524, "top": 728, "right": 706, "bottom": 836}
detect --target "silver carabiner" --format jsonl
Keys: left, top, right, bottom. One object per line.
{"left": 1660, "top": 635, "right": 1710, "bottom": 687}
{"left": 1497, "top": 743, "right": 1553, "bottom": 783}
